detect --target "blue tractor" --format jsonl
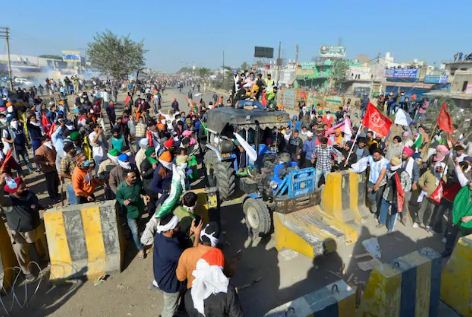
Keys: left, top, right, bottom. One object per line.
{"left": 203, "top": 106, "right": 319, "bottom": 238}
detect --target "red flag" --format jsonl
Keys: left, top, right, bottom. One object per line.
{"left": 437, "top": 102, "right": 454, "bottom": 133}
{"left": 362, "top": 103, "right": 392, "bottom": 137}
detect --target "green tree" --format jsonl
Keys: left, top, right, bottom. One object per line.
{"left": 331, "top": 59, "right": 349, "bottom": 90}
{"left": 240, "top": 62, "right": 250, "bottom": 71}
{"left": 87, "top": 30, "right": 146, "bottom": 79}
{"left": 198, "top": 67, "right": 211, "bottom": 79}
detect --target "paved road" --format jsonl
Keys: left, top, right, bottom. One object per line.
{"left": 13, "top": 87, "right": 458, "bottom": 317}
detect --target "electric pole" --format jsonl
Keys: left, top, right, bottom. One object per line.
{"left": 0, "top": 27, "right": 13, "bottom": 91}
{"left": 295, "top": 44, "right": 299, "bottom": 65}
{"left": 276, "top": 41, "right": 281, "bottom": 84}
{"left": 222, "top": 50, "right": 225, "bottom": 89}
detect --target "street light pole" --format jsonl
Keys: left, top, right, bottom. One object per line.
{"left": 0, "top": 27, "right": 13, "bottom": 91}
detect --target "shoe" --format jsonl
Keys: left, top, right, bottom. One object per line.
{"left": 375, "top": 223, "right": 384, "bottom": 228}
{"left": 412, "top": 223, "right": 419, "bottom": 228}
{"left": 425, "top": 226, "right": 433, "bottom": 233}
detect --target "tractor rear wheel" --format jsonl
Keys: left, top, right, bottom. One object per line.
{"left": 214, "top": 161, "right": 236, "bottom": 201}
{"left": 243, "top": 198, "right": 271, "bottom": 236}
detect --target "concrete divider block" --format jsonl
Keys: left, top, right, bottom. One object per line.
{"left": 359, "top": 247, "right": 441, "bottom": 317}
{"left": 0, "top": 221, "right": 18, "bottom": 290}
{"left": 321, "top": 171, "right": 366, "bottom": 226}
{"left": 264, "top": 279, "right": 356, "bottom": 317}
{"left": 44, "top": 200, "right": 124, "bottom": 281}
{"left": 441, "top": 234, "right": 472, "bottom": 317}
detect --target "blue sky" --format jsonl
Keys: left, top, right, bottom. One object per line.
{"left": 1, "top": 0, "right": 470, "bottom": 72}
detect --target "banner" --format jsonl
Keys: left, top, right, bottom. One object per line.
{"left": 362, "top": 103, "right": 392, "bottom": 137}
{"left": 385, "top": 68, "right": 419, "bottom": 79}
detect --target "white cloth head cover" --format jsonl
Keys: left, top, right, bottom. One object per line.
{"left": 156, "top": 215, "right": 179, "bottom": 233}
{"left": 200, "top": 227, "right": 219, "bottom": 247}
{"left": 139, "top": 138, "right": 148, "bottom": 149}
{"left": 191, "top": 258, "right": 229, "bottom": 316}
{"left": 118, "top": 160, "right": 131, "bottom": 170}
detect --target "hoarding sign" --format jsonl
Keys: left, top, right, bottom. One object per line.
{"left": 424, "top": 75, "right": 448, "bottom": 84}
{"left": 319, "top": 45, "right": 346, "bottom": 58}
{"left": 62, "top": 50, "right": 81, "bottom": 62}
{"left": 254, "top": 47, "right": 274, "bottom": 58}
{"left": 385, "top": 68, "right": 419, "bottom": 79}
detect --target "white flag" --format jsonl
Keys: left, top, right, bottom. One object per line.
{"left": 233, "top": 132, "right": 257, "bottom": 162}
{"left": 394, "top": 109, "right": 412, "bottom": 126}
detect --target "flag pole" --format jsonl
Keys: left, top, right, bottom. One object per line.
{"left": 344, "top": 123, "right": 362, "bottom": 166}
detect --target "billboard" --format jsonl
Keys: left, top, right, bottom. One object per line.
{"left": 424, "top": 75, "right": 448, "bottom": 84}
{"left": 62, "top": 50, "right": 81, "bottom": 62}
{"left": 385, "top": 68, "right": 419, "bottom": 79}
{"left": 254, "top": 47, "right": 274, "bottom": 58}
{"left": 319, "top": 45, "right": 346, "bottom": 58}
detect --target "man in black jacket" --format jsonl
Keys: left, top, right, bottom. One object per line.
{"left": 1, "top": 174, "right": 45, "bottom": 281}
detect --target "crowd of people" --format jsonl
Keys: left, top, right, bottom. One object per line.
{"left": 0, "top": 71, "right": 471, "bottom": 316}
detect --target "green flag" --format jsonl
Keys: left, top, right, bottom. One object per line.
{"left": 413, "top": 133, "right": 423, "bottom": 150}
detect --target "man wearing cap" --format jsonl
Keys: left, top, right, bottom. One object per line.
{"left": 302, "top": 131, "right": 316, "bottom": 168}
{"left": 377, "top": 156, "right": 411, "bottom": 232}
{"left": 35, "top": 137, "right": 60, "bottom": 201}
{"left": 116, "top": 170, "right": 146, "bottom": 258}
{"left": 109, "top": 153, "right": 133, "bottom": 194}
{"left": 286, "top": 130, "right": 303, "bottom": 165}
{"left": 72, "top": 155, "right": 99, "bottom": 204}
{"left": 0, "top": 174, "right": 45, "bottom": 281}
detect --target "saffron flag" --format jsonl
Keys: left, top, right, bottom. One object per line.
{"left": 362, "top": 103, "right": 392, "bottom": 137}
{"left": 437, "top": 102, "right": 454, "bottom": 133}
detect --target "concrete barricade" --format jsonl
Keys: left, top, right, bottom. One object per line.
{"left": 359, "top": 247, "right": 441, "bottom": 317}
{"left": 264, "top": 280, "right": 356, "bottom": 317}
{"left": 44, "top": 200, "right": 124, "bottom": 281}
{"left": 0, "top": 221, "right": 18, "bottom": 290}
{"left": 321, "top": 171, "right": 368, "bottom": 226}
{"left": 440, "top": 233, "right": 472, "bottom": 317}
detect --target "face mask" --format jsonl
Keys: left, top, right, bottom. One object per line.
{"left": 0, "top": 118, "right": 6, "bottom": 125}
{"left": 11, "top": 121, "right": 18, "bottom": 129}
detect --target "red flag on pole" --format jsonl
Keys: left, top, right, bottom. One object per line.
{"left": 437, "top": 102, "right": 454, "bottom": 133}
{"left": 362, "top": 102, "right": 392, "bottom": 137}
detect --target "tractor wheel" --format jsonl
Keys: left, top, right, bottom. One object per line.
{"left": 243, "top": 198, "right": 271, "bottom": 236}
{"left": 203, "top": 151, "right": 217, "bottom": 187}
{"left": 214, "top": 161, "right": 235, "bottom": 201}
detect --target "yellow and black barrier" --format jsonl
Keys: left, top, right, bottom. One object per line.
{"left": 440, "top": 233, "right": 472, "bottom": 317}
{"left": 0, "top": 221, "right": 18, "bottom": 290}
{"left": 359, "top": 247, "right": 441, "bottom": 317}
{"left": 264, "top": 280, "right": 356, "bottom": 317}
{"left": 44, "top": 200, "right": 124, "bottom": 281}
{"left": 321, "top": 171, "right": 368, "bottom": 226}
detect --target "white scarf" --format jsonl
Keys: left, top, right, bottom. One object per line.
{"left": 191, "top": 259, "right": 229, "bottom": 316}
{"left": 404, "top": 157, "right": 414, "bottom": 178}
{"left": 156, "top": 215, "right": 178, "bottom": 233}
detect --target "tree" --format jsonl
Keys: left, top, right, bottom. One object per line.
{"left": 87, "top": 30, "right": 146, "bottom": 79}
{"left": 240, "top": 62, "right": 250, "bottom": 71}
{"left": 331, "top": 59, "right": 349, "bottom": 90}
{"left": 198, "top": 67, "right": 211, "bottom": 79}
